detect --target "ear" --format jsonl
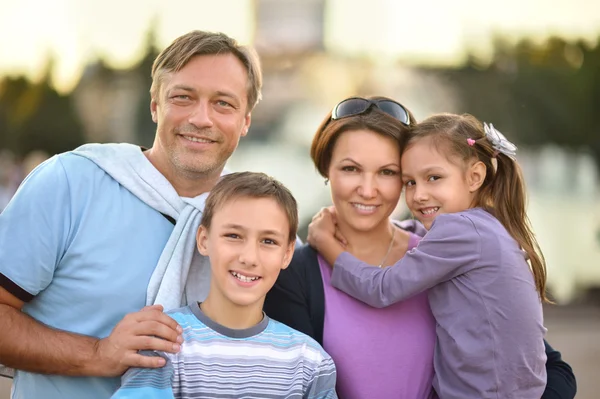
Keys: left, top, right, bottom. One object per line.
{"left": 280, "top": 240, "right": 296, "bottom": 270}
{"left": 467, "top": 161, "right": 487, "bottom": 193}
{"left": 196, "top": 225, "right": 210, "bottom": 256}
{"left": 241, "top": 113, "right": 251, "bottom": 137}
{"left": 150, "top": 99, "right": 158, "bottom": 123}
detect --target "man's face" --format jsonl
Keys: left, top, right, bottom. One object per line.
{"left": 150, "top": 54, "right": 251, "bottom": 184}
{"left": 197, "top": 197, "right": 294, "bottom": 312}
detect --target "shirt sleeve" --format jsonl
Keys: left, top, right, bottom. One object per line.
{"left": 111, "top": 351, "right": 175, "bottom": 399}
{"left": 330, "top": 213, "right": 481, "bottom": 308}
{"left": 304, "top": 355, "right": 338, "bottom": 399}
{"left": 542, "top": 339, "right": 577, "bottom": 399}
{"left": 0, "top": 156, "right": 72, "bottom": 301}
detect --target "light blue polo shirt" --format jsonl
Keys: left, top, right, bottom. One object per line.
{"left": 0, "top": 153, "right": 174, "bottom": 399}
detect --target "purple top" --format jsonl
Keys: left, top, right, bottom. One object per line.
{"left": 331, "top": 208, "right": 547, "bottom": 399}
{"left": 320, "top": 232, "right": 436, "bottom": 399}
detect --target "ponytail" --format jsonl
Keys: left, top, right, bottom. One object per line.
{"left": 482, "top": 154, "right": 549, "bottom": 303}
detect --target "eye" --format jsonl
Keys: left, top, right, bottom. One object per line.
{"left": 171, "top": 94, "right": 191, "bottom": 101}
{"left": 428, "top": 175, "right": 441, "bottom": 182}
{"left": 262, "top": 238, "right": 279, "bottom": 246}
{"left": 341, "top": 165, "right": 358, "bottom": 172}
{"left": 216, "top": 100, "right": 234, "bottom": 108}
{"left": 380, "top": 169, "right": 399, "bottom": 176}
{"left": 404, "top": 180, "right": 415, "bottom": 187}
{"left": 224, "top": 233, "right": 240, "bottom": 239}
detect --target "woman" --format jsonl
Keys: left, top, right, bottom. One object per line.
{"left": 266, "top": 96, "right": 436, "bottom": 398}
{"left": 263, "top": 96, "right": 576, "bottom": 398}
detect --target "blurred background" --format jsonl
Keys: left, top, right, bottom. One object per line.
{"left": 0, "top": 0, "right": 598, "bottom": 397}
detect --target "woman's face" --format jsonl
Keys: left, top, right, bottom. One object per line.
{"left": 327, "top": 129, "right": 402, "bottom": 233}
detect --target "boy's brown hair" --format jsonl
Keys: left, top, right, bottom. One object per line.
{"left": 200, "top": 172, "right": 298, "bottom": 243}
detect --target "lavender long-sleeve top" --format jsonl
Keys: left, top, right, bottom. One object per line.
{"left": 331, "top": 208, "right": 547, "bottom": 399}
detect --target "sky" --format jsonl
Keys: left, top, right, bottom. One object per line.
{"left": 0, "top": 0, "right": 599, "bottom": 93}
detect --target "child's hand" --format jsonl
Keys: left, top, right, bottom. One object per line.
{"left": 307, "top": 206, "right": 346, "bottom": 265}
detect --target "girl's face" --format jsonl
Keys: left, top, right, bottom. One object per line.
{"left": 401, "top": 136, "right": 478, "bottom": 230}
{"left": 327, "top": 129, "right": 402, "bottom": 233}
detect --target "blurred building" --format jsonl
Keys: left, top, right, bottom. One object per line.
{"left": 70, "top": 0, "right": 455, "bottom": 146}
{"left": 253, "top": 0, "right": 325, "bottom": 55}
{"left": 72, "top": 61, "right": 145, "bottom": 144}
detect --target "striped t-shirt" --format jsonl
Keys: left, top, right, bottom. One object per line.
{"left": 112, "top": 302, "right": 338, "bottom": 399}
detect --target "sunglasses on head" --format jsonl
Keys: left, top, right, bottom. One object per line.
{"left": 331, "top": 97, "right": 411, "bottom": 126}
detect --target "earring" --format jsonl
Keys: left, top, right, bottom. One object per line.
{"left": 324, "top": 179, "right": 329, "bottom": 186}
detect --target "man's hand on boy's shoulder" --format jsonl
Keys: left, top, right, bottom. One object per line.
{"left": 93, "top": 305, "right": 182, "bottom": 377}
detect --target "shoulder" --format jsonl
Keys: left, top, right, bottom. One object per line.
{"left": 18, "top": 152, "right": 111, "bottom": 195}
{"left": 2, "top": 154, "right": 90, "bottom": 208}
{"left": 394, "top": 218, "right": 427, "bottom": 237}
{"left": 280, "top": 244, "right": 321, "bottom": 281}
{"left": 290, "top": 244, "right": 320, "bottom": 269}
{"left": 164, "top": 306, "right": 205, "bottom": 332}
{"left": 27, "top": 151, "right": 104, "bottom": 177}
{"left": 165, "top": 305, "right": 198, "bottom": 323}
{"left": 434, "top": 208, "right": 508, "bottom": 239}
{"left": 429, "top": 209, "right": 485, "bottom": 235}
{"left": 266, "top": 319, "right": 330, "bottom": 358}
{"left": 58, "top": 152, "right": 117, "bottom": 183}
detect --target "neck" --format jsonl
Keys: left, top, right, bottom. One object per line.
{"left": 336, "top": 218, "right": 395, "bottom": 265}
{"left": 144, "top": 149, "right": 222, "bottom": 198}
{"left": 200, "top": 291, "right": 264, "bottom": 330}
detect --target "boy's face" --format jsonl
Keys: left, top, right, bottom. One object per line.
{"left": 197, "top": 197, "right": 295, "bottom": 310}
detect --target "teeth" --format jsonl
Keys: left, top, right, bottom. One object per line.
{"left": 421, "top": 207, "right": 439, "bottom": 215}
{"left": 183, "top": 136, "right": 212, "bottom": 143}
{"left": 353, "top": 203, "right": 377, "bottom": 211}
{"left": 231, "top": 271, "right": 260, "bottom": 283}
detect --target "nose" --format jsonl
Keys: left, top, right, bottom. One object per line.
{"left": 413, "top": 184, "right": 429, "bottom": 203}
{"left": 238, "top": 240, "right": 259, "bottom": 267}
{"left": 357, "top": 174, "right": 377, "bottom": 199}
{"left": 188, "top": 100, "right": 214, "bottom": 129}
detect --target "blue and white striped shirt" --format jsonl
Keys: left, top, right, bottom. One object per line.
{"left": 112, "top": 302, "right": 337, "bottom": 399}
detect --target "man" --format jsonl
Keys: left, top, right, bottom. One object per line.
{"left": 0, "top": 30, "right": 262, "bottom": 398}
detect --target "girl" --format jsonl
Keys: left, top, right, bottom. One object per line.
{"left": 310, "top": 113, "right": 548, "bottom": 399}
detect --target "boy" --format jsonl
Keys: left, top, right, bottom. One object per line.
{"left": 112, "top": 172, "right": 337, "bottom": 399}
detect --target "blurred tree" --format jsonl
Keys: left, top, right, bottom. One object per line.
{"left": 428, "top": 35, "right": 600, "bottom": 171}
{"left": 0, "top": 58, "right": 84, "bottom": 157}
{"left": 133, "top": 21, "right": 161, "bottom": 148}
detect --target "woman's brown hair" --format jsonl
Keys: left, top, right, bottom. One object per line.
{"left": 310, "top": 96, "right": 415, "bottom": 177}
{"left": 407, "top": 113, "right": 549, "bottom": 302}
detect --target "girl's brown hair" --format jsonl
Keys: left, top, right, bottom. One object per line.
{"left": 407, "top": 113, "right": 548, "bottom": 302}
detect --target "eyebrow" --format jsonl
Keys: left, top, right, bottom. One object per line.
{"left": 166, "top": 87, "right": 240, "bottom": 101}
{"left": 402, "top": 166, "right": 445, "bottom": 178}
{"left": 222, "top": 224, "right": 285, "bottom": 237}
{"left": 166, "top": 85, "right": 195, "bottom": 95}
{"left": 215, "top": 90, "right": 240, "bottom": 102}
{"left": 339, "top": 158, "right": 399, "bottom": 168}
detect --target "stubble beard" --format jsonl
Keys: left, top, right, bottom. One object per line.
{"left": 170, "top": 146, "right": 227, "bottom": 179}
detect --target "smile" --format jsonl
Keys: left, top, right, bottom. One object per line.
{"left": 420, "top": 207, "right": 439, "bottom": 215}
{"left": 230, "top": 271, "right": 261, "bottom": 283}
{"left": 351, "top": 203, "right": 379, "bottom": 212}
{"left": 182, "top": 135, "right": 214, "bottom": 143}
